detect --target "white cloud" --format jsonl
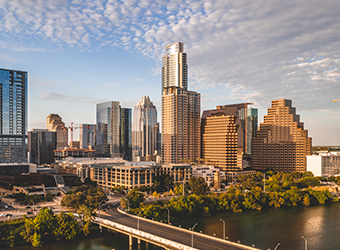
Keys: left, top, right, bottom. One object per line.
{"left": 37, "top": 91, "right": 106, "bottom": 104}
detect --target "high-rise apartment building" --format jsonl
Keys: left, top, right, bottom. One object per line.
{"left": 162, "top": 42, "right": 187, "bottom": 91}
{"left": 217, "top": 103, "right": 258, "bottom": 154}
{"left": 96, "top": 101, "right": 131, "bottom": 160}
{"left": 251, "top": 99, "right": 312, "bottom": 172}
{"left": 28, "top": 129, "right": 57, "bottom": 165}
{"left": 132, "top": 96, "right": 158, "bottom": 161}
{"left": 0, "top": 68, "right": 27, "bottom": 163}
{"left": 201, "top": 106, "right": 243, "bottom": 171}
{"left": 79, "top": 124, "right": 95, "bottom": 149}
{"left": 161, "top": 42, "right": 200, "bottom": 164}
{"left": 46, "top": 114, "right": 68, "bottom": 150}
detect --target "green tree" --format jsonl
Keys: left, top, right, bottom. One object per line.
{"left": 126, "top": 189, "right": 145, "bottom": 209}
{"left": 153, "top": 174, "right": 174, "bottom": 192}
{"left": 78, "top": 204, "right": 94, "bottom": 226}
{"left": 54, "top": 212, "right": 79, "bottom": 241}
{"left": 32, "top": 233, "right": 42, "bottom": 247}
{"left": 188, "top": 177, "right": 209, "bottom": 195}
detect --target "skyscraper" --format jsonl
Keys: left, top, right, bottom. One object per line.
{"left": 161, "top": 42, "right": 201, "bottom": 164}
{"left": 0, "top": 68, "right": 27, "bottom": 163}
{"left": 79, "top": 124, "right": 96, "bottom": 149}
{"left": 28, "top": 129, "right": 57, "bottom": 165}
{"left": 46, "top": 114, "right": 68, "bottom": 150}
{"left": 132, "top": 96, "right": 158, "bottom": 161}
{"left": 96, "top": 101, "right": 131, "bottom": 160}
{"left": 251, "top": 99, "right": 312, "bottom": 172}
{"left": 162, "top": 42, "right": 187, "bottom": 91}
{"left": 217, "top": 103, "right": 258, "bottom": 154}
{"left": 201, "top": 106, "right": 243, "bottom": 171}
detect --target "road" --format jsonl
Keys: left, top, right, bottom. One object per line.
{"left": 103, "top": 205, "right": 259, "bottom": 250}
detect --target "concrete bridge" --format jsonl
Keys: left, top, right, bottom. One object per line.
{"left": 95, "top": 205, "right": 260, "bottom": 250}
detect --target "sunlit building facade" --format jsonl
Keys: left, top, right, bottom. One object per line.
{"left": 46, "top": 114, "right": 68, "bottom": 150}
{"left": 201, "top": 106, "right": 243, "bottom": 171}
{"left": 161, "top": 42, "right": 201, "bottom": 164}
{"left": 0, "top": 68, "right": 27, "bottom": 163}
{"left": 132, "top": 96, "right": 158, "bottom": 161}
{"left": 252, "top": 99, "right": 312, "bottom": 172}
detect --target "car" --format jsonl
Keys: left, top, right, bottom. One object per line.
{"left": 37, "top": 206, "right": 41, "bottom": 208}
{"left": 0, "top": 213, "right": 6, "bottom": 217}
{"left": 25, "top": 206, "right": 31, "bottom": 209}
{"left": 27, "top": 211, "right": 33, "bottom": 215}
{"left": 5, "top": 214, "right": 12, "bottom": 217}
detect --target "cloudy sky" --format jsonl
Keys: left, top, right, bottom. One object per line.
{"left": 0, "top": 0, "right": 339, "bottom": 145}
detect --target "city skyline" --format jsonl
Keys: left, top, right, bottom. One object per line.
{"left": 0, "top": 1, "right": 339, "bottom": 145}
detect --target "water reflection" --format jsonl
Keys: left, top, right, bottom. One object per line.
{"left": 174, "top": 203, "right": 340, "bottom": 250}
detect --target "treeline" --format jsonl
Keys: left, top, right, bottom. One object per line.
{"left": 0, "top": 208, "right": 86, "bottom": 248}
{"left": 125, "top": 171, "right": 339, "bottom": 222}
{"left": 128, "top": 186, "right": 337, "bottom": 222}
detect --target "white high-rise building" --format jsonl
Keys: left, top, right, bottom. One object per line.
{"left": 162, "top": 42, "right": 187, "bottom": 91}
{"left": 132, "top": 96, "right": 158, "bottom": 161}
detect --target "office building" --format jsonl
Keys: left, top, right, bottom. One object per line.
{"left": 132, "top": 95, "right": 158, "bottom": 161}
{"left": 192, "top": 165, "right": 226, "bottom": 187}
{"left": 162, "top": 42, "right": 187, "bottom": 91}
{"left": 0, "top": 68, "right": 27, "bottom": 163}
{"left": 201, "top": 106, "right": 243, "bottom": 171}
{"left": 46, "top": 114, "right": 68, "bottom": 150}
{"left": 79, "top": 124, "right": 95, "bottom": 149}
{"left": 251, "top": 99, "right": 312, "bottom": 172}
{"left": 120, "top": 108, "right": 132, "bottom": 161}
{"left": 217, "top": 103, "right": 258, "bottom": 154}
{"left": 307, "top": 153, "right": 340, "bottom": 177}
{"left": 28, "top": 129, "right": 57, "bottom": 165}
{"left": 96, "top": 101, "right": 132, "bottom": 160}
{"left": 161, "top": 42, "right": 201, "bottom": 164}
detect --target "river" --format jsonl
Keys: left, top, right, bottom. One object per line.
{"left": 10, "top": 202, "right": 340, "bottom": 250}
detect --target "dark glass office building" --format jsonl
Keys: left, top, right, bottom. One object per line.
{"left": 28, "top": 129, "right": 57, "bottom": 165}
{"left": 96, "top": 101, "right": 131, "bottom": 160}
{"left": 0, "top": 68, "right": 27, "bottom": 163}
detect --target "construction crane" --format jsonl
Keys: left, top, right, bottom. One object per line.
{"left": 333, "top": 99, "right": 339, "bottom": 103}
{"left": 63, "top": 123, "right": 96, "bottom": 149}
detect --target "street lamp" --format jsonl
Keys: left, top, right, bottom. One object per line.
{"left": 302, "top": 236, "right": 307, "bottom": 250}
{"left": 137, "top": 209, "right": 144, "bottom": 230}
{"left": 191, "top": 223, "right": 198, "bottom": 247}
{"left": 165, "top": 207, "right": 170, "bottom": 224}
{"left": 220, "top": 219, "right": 225, "bottom": 240}
{"left": 274, "top": 243, "right": 280, "bottom": 250}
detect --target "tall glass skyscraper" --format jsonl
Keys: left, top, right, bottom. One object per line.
{"left": 96, "top": 101, "right": 131, "bottom": 160}
{"left": 79, "top": 124, "right": 96, "bottom": 149}
{"left": 132, "top": 96, "right": 158, "bottom": 161}
{"left": 0, "top": 68, "right": 27, "bottom": 163}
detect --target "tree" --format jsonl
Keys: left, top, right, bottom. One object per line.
{"left": 54, "top": 212, "right": 79, "bottom": 241}
{"left": 126, "top": 189, "right": 145, "bottom": 209}
{"left": 32, "top": 233, "right": 42, "bottom": 247}
{"left": 153, "top": 174, "right": 174, "bottom": 192}
{"left": 188, "top": 177, "right": 209, "bottom": 195}
{"left": 78, "top": 204, "right": 94, "bottom": 226}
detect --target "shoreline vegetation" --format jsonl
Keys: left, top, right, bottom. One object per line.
{"left": 0, "top": 185, "right": 107, "bottom": 249}
{"left": 124, "top": 171, "right": 339, "bottom": 222}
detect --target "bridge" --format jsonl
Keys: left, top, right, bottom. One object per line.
{"left": 95, "top": 204, "right": 260, "bottom": 250}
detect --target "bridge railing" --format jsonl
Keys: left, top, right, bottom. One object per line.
{"left": 94, "top": 217, "right": 197, "bottom": 250}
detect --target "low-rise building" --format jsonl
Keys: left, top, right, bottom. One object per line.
{"left": 192, "top": 165, "right": 226, "bottom": 187}
{"left": 307, "top": 153, "right": 340, "bottom": 177}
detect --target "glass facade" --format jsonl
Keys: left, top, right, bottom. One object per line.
{"left": 96, "top": 101, "right": 131, "bottom": 160}
{"left": 132, "top": 96, "right": 158, "bottom": 161}
{"left": 0, "top": 68, "right": 27, "bottom": 163}
{"left": 28, "top": 129, "right": 56, "bottom": 165}
{"left": 79, "top": 124, "right": 96, "bottom": 149}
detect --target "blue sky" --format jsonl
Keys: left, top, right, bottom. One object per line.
{"left": 0, "top": 0, "right": 339, "bottom": 145}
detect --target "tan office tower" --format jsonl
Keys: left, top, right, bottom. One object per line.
{"left": 46, "top": 114, "right": 68, "bottom": 150}
{"left": 201, "top": 106, "right": 244, "bottom": 171}
{"left": 161, "top": 42, "right": 200, "bottom": 164}
{"left": 162, "top": 87, "right": 200, "bottom": 164}
{"left": 251, "top": 99, "right": 312, "bottom": 172}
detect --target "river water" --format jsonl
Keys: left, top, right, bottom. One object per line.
{"left": 10, "top": 202, "right": 340, "bottom": 250}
